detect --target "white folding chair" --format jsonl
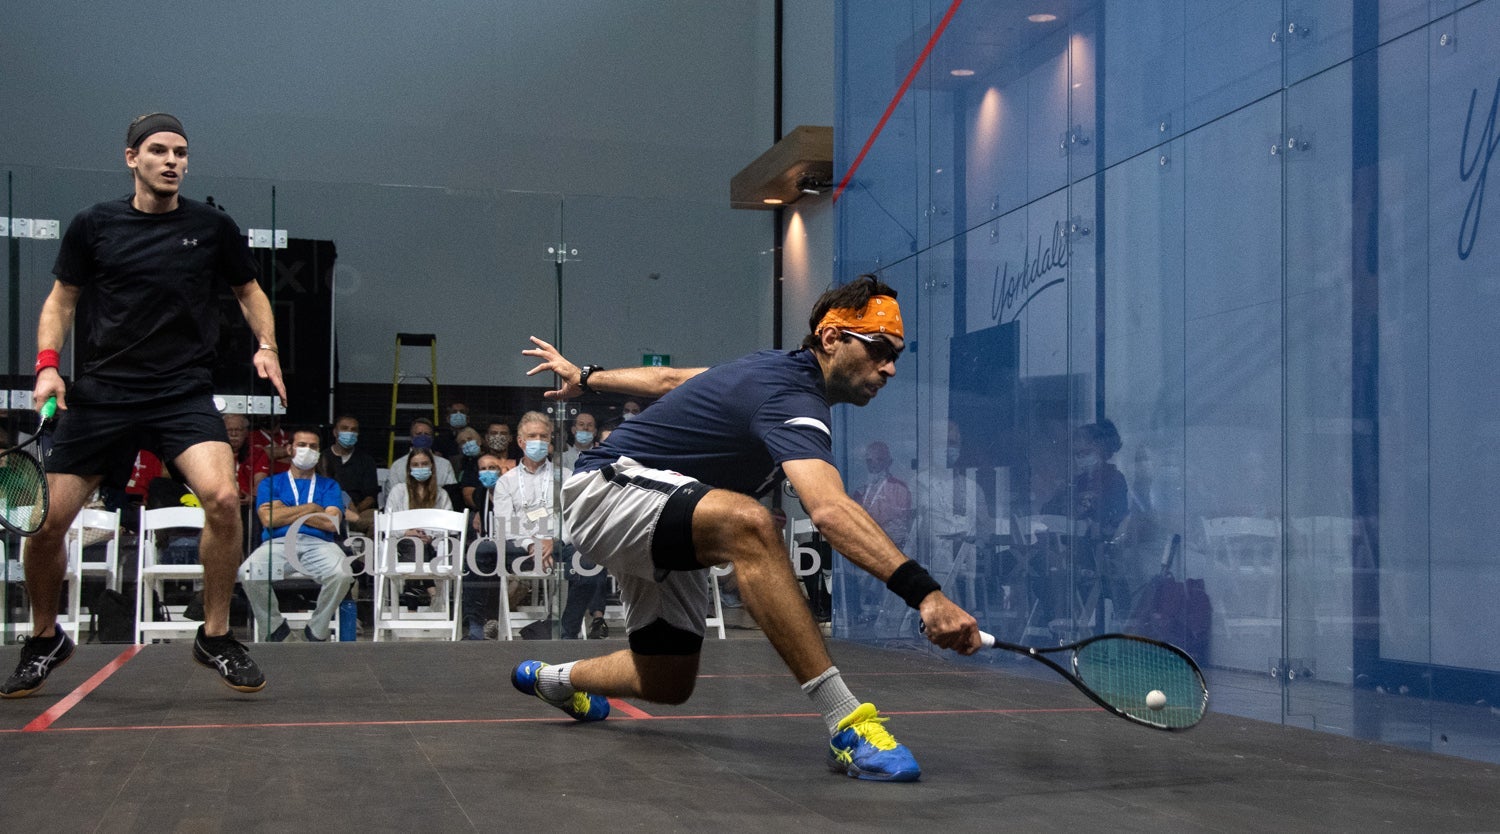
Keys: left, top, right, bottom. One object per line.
{"left": 56, "top": 508, "right": 122, "bottom": 641}
{"left": 494, "top": 540, "right": 557, "bottom": 640}
{"left": 371, "top": 508, "right": 468, "bottom": 641}
{"left": 703, "top": 565, "right": 729, "bottom": 640}
{"left": 136, "top": 506, "right": 207, "bottom": 643}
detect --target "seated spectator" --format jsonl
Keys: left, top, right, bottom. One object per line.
{"left": 386, "top": 417, "right": 456, "bottom": 494}
{"left": 461, "top": 453, "right": 508, "bottom": 639}
{"left": 560, "top": 411, "right": 599, "bottom": 469}
{"left": 320, "top": 413, "right": 380, "bottom": 535}
{"left": 449, "top": 426, "right": 484, "bottom": 501}
{"left": 253, "top": 416, "right": 292, "bottom": 475}
{"left": 383, "top": 446, "right": 455, "bottom": 609}
{"left": 238, "top": 427, "right": 353, "bottom": 642}
{"left": 482, "top": 418, "right": 519, "bottom": 473}
{"left": 223, "top": 413, "right": 270, "bottom": 509}
{"left": 494, "top": 410, "right": 609, "bottom": 639}
{"left": 434, "top": 400, "right": 470, "bottom": 458}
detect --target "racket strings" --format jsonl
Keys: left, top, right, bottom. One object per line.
{"left": 0, "top": 454, "right": 47, "bottom": 532}
{"left": 1074, "top": 638, "right": 1206, "bottom": 729}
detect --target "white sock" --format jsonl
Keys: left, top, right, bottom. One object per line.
{"left": 536, "top": 661, "right": 577, "bottom": 702}
{"left": 801, "top": 666, "right": 862, "bottom": 735}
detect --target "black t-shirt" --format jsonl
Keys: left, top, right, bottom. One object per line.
{"left": 52, "top": 195, "right": 259, "bottom": 402}
{"left": 321, "top": 448, "right": 381, "bottom": 506}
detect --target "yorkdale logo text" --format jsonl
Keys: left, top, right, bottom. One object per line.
{"left": 265, "top": 513, "right": 829, "bottom": 578}
{"left": 990, "top": 220, "right": 1068, "bottom": 323}
{"left": 1460, "top": 76, "right": 1499, "bottom": 260}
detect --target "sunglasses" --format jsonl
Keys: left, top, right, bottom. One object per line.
{"left": 841, "top": 329, "right": 903, "bottom": 365}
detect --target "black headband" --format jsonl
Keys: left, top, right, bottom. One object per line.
{"left": 126, "top": 113, "right": 186, "bottom": 149}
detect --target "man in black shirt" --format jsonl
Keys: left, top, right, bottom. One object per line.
{"left": 3, "top": 113, "right": 286, "bottom": 698}
{"left": 320, "top": 413, "right": 379, "bottom": 535}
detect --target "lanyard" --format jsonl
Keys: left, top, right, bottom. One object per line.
{"left": 286, "top": 472, "right": 317, "bottom": 506}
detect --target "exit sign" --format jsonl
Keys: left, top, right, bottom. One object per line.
{"left": 643, "top": 354, "right": 671, "bottom": 366}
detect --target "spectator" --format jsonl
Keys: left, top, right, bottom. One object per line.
{"left": 561, "top": 411, "right": 599, "bottom": 469}
{"left": 320, "top": 413, "right": 380, "bottom": 535}
{"left": 386, "top": 416, "right": 456, "bottom": 494}
{"left": 494, "top": 410, "right": 609, "bottom": 639}
{"left": 239, "top": 427, "right": 353, "bottom": 642}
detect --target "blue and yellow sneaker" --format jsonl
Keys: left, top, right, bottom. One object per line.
{"left": 511, "top": 660, "right": 610, "bottom": 722}
{"left": 827, "top": 703, "right": 921, "bottom": 782}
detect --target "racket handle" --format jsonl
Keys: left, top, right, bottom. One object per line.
{"left": 921, "top": 620, "right": 998, "bottom": 649}
{"left": 40, "top": 397, "right": 58, "bottom": 420}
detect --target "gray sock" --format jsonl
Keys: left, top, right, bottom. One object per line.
{"left": 801, "top": 666, "right": 862, "bottom": 735}
{"left": 536, "top": 661, "right": 576, "bottom": 702}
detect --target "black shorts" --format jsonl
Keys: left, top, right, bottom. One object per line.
{"left": 43, "top": 393, "right": 229, "bottom": 488}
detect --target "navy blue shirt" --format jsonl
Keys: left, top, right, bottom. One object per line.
{"left": 575, "top": 349, "right": 835, "bottom": 497}
{"left": 52, "top": 195, "right": 259, "bottom": 402}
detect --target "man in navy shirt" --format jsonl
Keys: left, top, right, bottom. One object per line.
{"left": 513, "top": 276, "right": 979, "bottom": 782}
{"left": 4, "top": 113, "right": 285, "bottom": 698}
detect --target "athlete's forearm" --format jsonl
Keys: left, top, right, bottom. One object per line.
{"left": 586, "top": 366, "right": 705, "bottom": 398}
{"left": 36, "top": 281, "right": 79, "bottom": 352}
{"left": 234, "top": 280, "right": 277, "bottom": 348}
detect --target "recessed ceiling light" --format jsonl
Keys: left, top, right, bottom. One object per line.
{"left": 763, "top": 197, "right": 784, "bottom": 205}
{"left": 950, "top": 68, "right": 975, "bottom": 77}
{"left": 1073, "top": 82, "right": 1083, "bottom": 88}
{"left": 1027, "top": 13, "right": 1058, "bottom": 23}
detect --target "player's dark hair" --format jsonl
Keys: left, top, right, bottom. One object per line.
{"left": 801, "top": 274, "right": 900, "bottom": 352}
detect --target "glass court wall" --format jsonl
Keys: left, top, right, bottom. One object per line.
{"left": 833, "top": 0, "right": 1500, "bottom": 763}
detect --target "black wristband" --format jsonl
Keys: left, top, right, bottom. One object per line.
{"left": 886, "top": 561, "right": 941, "bottom": 609}
{"left": 578, "top": 364, "right": 605, "bottom": 394}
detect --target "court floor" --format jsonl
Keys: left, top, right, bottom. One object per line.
{"left": 3, "top": 638, "right": 1498, "bottom": 832}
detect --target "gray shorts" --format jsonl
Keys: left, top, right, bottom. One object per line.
{"left": 563, "top": 456, "right": 714, "bottom": 648}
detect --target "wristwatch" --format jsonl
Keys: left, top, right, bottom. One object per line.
{"left": 578, "top": 364, "right": 605, "bottom": 394}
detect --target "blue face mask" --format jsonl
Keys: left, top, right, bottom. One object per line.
{"left": 524, "top": 440, "right": 549, "bottom": 463}
{"left": 462, "top": 440, "right": 481, "bottom": 457}
{"left": 337, "top": 431, "right": 358, "bottom": 449}
{"left": 449, "top": 412, "right": 467, "bottom": 429}
{"left": 575, "top": 431, "right": 595, "bottom": 446}
{"left": 478, "top": 470, "right": 500, "bottom": 488}
{"left": 410, "top": 434, "right": 433, "bottom": 450}
{"left": 410, "top": 466, "right": 433, "bottom": 482}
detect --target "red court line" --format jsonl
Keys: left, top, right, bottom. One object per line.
{"left": 831, "top": 0, "right": 966, "bottom": 203}
{"left": 2, "top": 706, "right": 1099, "bottom": 735}
{"left": 23, "top": 644, "right": 144, "bottom": 732}
{"left": 609, "top": 698, "right": 654, "bottom": 719}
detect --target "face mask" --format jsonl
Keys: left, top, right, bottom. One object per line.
{"left": 410, "top": 434, "right": 433, "bottom": 450}
{"left": 622, "top": 411, "right": 636, "bottom": 420}
{"left": 1076, "top": 453, "right": 1101, "bottom": 471}
{"left": 524, "top": 440, "right": 549, "bottom": 463}
{"left": 449, "top": 412, "right": 467, "bottom": 429}
{"left": 575, "top": 431, "right": 595, "bottom": 446}
{"left": 292, "top": 446, "right": 320, "bottom": 470}
{"left": 462, "top": 440, "right": 481, "bottom": 457}
{"left": 410, "top": 466, "right": 433, "bottom": 482}
{"left": 944, "top": 445, "right": 961, "bottom": 468}
{"left": 486, "top": 435, "right": 510, "bottom": 452}
{"left": 478, "top": 470, "right": 500, "bottom": 488}
{"left": 337, "top": 431, "right": 358, "bottom": 449}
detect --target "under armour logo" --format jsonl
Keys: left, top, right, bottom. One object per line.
{"left": 182, "top": 238, "right": 198, "bottom": 247}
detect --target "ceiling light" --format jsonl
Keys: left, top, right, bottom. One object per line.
{"left": 1027, "top": 13, "right": 1058, "bottom": 23}
{"left": 763, "top": 198, "right": 784, "bottom": 205}
{"left": 950, "top": 68, "right": 975, "bottom": 77}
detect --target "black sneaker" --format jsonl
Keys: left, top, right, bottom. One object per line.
{"left": 588, "top": 616, "right": 609, "bottom": 639}
{"left": 192, "top": 626, "right": 266, "bottom": 693}
{"left": 1, "top": 630, "right": 75, "bottom": 698}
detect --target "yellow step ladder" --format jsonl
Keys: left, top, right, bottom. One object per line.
{"left": 388, "top": 332, "right": 439, "bottom": 465}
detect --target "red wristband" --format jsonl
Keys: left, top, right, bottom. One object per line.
{"left": 35, "top": 349, "right": 60, "bottom": 374}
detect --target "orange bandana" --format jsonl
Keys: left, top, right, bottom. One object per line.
{"left": 815, "top": 295, "right": 904, "bottom": 339}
